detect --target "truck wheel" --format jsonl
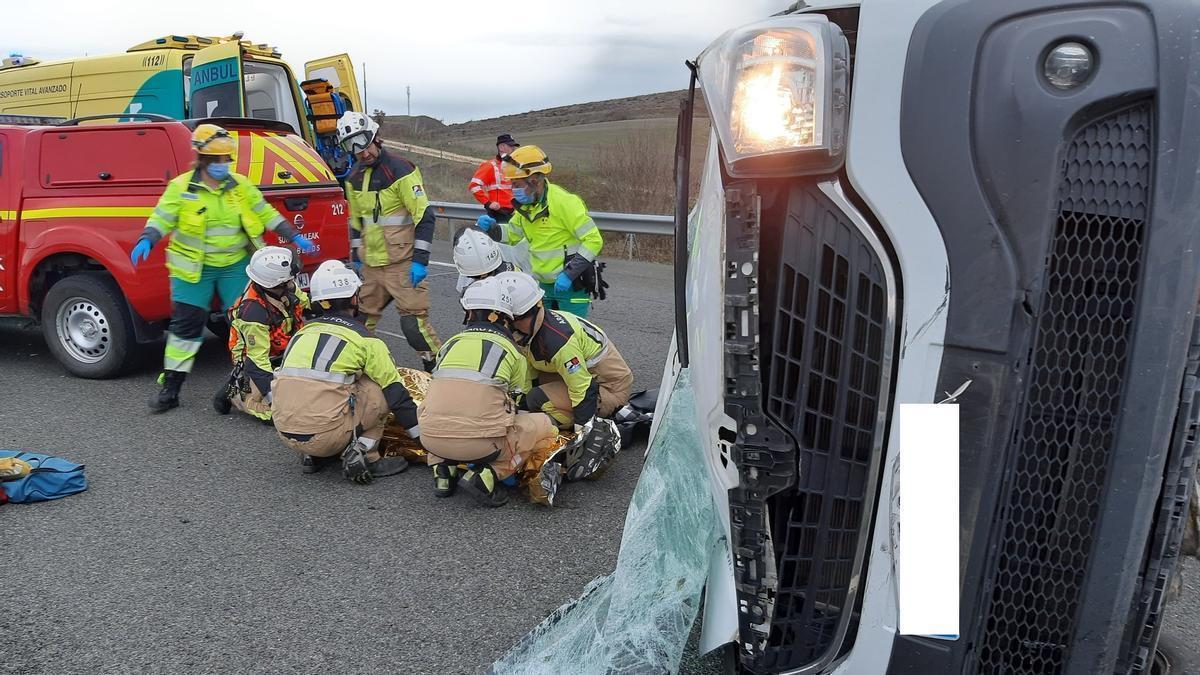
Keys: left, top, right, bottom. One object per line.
{"left": 40, "top": 273, "right": 136, "bottom": 379}
{"left": 1154, "top": 631, "right": 1200, "bottom": 674}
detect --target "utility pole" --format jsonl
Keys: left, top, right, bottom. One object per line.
{"left": 361, "top": 62, "right": 367, "bottom": 113}
{"left": 406, "top": 86, "right": 411, "bottom": 116}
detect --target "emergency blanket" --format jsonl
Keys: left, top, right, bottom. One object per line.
{"left": 379, "top": 367, "right": 577, "bottom": 505}
{"left": 490, "top": 370, "right": 723, "bottom": 674}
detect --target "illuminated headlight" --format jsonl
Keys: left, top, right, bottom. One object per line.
{"left": 698, "top": 15, "right": 849, "bottom": 176}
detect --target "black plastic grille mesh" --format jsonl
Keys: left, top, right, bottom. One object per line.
{"left": 762, "top": 186, "right": 888, "bottom": 670}
{"left": 976, "top": 103, "right": 1153, "bottom": 674}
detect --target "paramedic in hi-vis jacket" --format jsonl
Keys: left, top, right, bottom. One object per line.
{"left": 130, "top": 123, "right": 316, "bottom": 413}
{"left": 418, "top": 276, "right": 558, "bottom": 507}
{"left": 270, "top": 260, "right": 419, "bottom": 484}
{"left": 335, "top": 111, "right": 442, "bottom": 371}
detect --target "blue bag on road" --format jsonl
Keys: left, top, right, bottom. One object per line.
{"left": 0, "top": 450, "right": 87, "bottom": 503}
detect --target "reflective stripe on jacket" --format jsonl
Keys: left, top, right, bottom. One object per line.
{"left": 468, "top": 157, "right": 513, "bottom": 209}
{"left": 503, "top": 182, "right": 603, "bottom": 283}
{"left": 146, "top": 170, "right": 284, "bottom": 283}
{"left": 420, "top": 324, "right": 530, "bottom": 438}
{"left": 345, "top": 149, "right": 435, "bottom": 268}
{"left": 523, "top": 309, "right": 611, "bottom": 425}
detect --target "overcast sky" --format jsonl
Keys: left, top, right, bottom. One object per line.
{"left": 3, "top": 1, "right": 783, "bottom": 123}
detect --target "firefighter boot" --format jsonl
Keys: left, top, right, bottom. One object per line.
{"left": 301, "top": 455, "right": 336, "bottom": 474}
{"left": 432, "top": 463, "right": 459, "bottom": 498}
{"left": 212, "top": 387, "right": 232, "bottom": 415}
{"left": 458, "top": 466, "right": 508, "bottom": 507}
{"left": 149, "top": 371, "right": 186, "bottom": 414}
{"left": 366, "top": 454, "right": 409, "bottom": 478}
{"left": 420, "top": 352, "right": 437, "bottom": 374}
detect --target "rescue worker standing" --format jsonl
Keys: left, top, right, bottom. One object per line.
{"left": 468, "top": 133, "right": 519, "bottom": 222}
{"left": 452, "top": 227, "right": 518, "bottom": 297}
{"left": 130, "top": 123, "right": 316, "bottom": 413}
{"left": 497, "top": 272, "right": 627, "bottom": 480}
{"left": 475, "top": 145, "right": 603, "bottom": 317}
{"left": 336, "top": 111, "right": 441, "bottom": 371}
{"left": 270, "top": 260, "right": 417, "bottom": 483}
{"left": 214, "top": 246, "right": 308, "bottom": 422}
{"left": 419, "top": 277, "right": 557, "bottom": 507}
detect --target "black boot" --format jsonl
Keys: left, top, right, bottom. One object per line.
{"left": 458, "top": 466, "right": 508, "bottom": 507}
{"left": 421, "top": 356, "right": 437, "bottom": 373}
{"left": 212, "top": 387, "right": 232, "bottom": 415}
{"left": 302, "top": 455, "right": 335, "bottom": 474}
{"left": 149, "top": 371, "right": 186, "bottom": 413}
{"left": 432, "top": 463, "right": 458, "bottom": 498}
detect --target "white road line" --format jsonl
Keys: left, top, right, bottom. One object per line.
{"left": 429, "top": 261, "right": 456, "bottom": 269}
{"left": 376, "top": 329, "right": 407, "bottom": 340}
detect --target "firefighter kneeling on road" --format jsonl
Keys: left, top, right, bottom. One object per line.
{"left": 336, "top": 111, "right": 441, "bottom": 371}
{"left": 497, "top": 271, "right": 628, "bottom": 480}
{"left": 214, "top": 246, "right": 308, "bottom": 422}
{"left": 475, "top": 145, "right": 604, "bottom": 317}
{"left": 418, "top": 276, "right": 557, "bottom": 507}
{"left": 452, "top": 227, "right": 519, "bottom": 297}
{"left": 270, "top": 260, "right": 418, "bottom": 483}
{"left": 130, "top": 123, "right": 316, "bottom": 412}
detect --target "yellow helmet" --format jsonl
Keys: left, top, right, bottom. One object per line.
{"left": 502, "top": 145, "right": 552, "bottom": 180}
{"left": 192, "top": 123, "right": 236, "bottom": 156}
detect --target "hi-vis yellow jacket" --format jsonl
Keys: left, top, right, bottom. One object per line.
{"left": 503, "top": 182, "right": 603, "bottom": 284}
{"left": 144, "top": 170, "right": 286, "bottom": 282}
{"left": 345, "top": 149, "right": 436, "bottom": 268}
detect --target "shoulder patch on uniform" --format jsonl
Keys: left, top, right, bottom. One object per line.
{"left": 411, "top": 184, "right": 425, "bottom": 198}
{"left": 564, "top": 356, "right": 583, "bottom": 374}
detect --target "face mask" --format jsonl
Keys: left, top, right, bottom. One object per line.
{"left": 513, "top": 186, "right": 535, "bottom": 204}
{"left": 206, "top": 162, "right": 231, "bottom": 181}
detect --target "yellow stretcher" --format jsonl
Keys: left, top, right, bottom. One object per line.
{"left": 379, "top": 368, "right": 574, "bottom": 505}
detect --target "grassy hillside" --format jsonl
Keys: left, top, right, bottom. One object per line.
{"left": 377, "top": 91, "right": 712, "bottom": 262}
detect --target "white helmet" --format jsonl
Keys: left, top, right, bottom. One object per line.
{"left": 246, "top": 246, "right": 295, "bottom": 288}
{"left": 309, "top": 260, "right": 362, "bottom": 301}
{"left": 335, "top": 111, "right": 379, "bottom": 153}
{"left": 494, "top": 271, "right": 544, "bottom": 315}
{"left": 460, "top": 276, "right": 513, "bottom": 317}
{"left": 453, "top": 228, "right": 503, "bottom": 277}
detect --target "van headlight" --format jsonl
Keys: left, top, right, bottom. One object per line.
{"left": 698, "top": 15, "right": 849, "bottom": 176}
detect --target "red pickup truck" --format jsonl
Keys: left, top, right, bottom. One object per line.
{"left": 0, "top": 114, "right": 350, "bottom": 378}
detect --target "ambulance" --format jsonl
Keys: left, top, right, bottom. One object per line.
{"left": 0, "top": 35, "right": 362, "bottom": 176}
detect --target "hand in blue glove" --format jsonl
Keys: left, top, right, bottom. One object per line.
{"left": 554, "top": 271, "right": 573, "bottom": 293}
{"left": 476, "top": 214, "right": 496, "bottom": 232}
{"left": 410, "top": 261, "right": 428, "bottom": 286}
{"left": 293, "top": 237, "right": 317, "bottom": 255}
{"left": 130, "top": 238, "right": 153, "bottom": 266}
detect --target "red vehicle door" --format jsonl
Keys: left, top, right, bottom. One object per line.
{"left": 0, "top": 129, "right": 17, "bottom": 312}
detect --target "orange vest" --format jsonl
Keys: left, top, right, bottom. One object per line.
{"left": 469, "top": 157, "right": 513, "bottom": 209}
{"left": 227, "top": 284, "right": 305, "bottom": 359}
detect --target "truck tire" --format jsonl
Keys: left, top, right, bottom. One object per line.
{"left": 1155, "top": 631, "right": 1200, "bottom": 675}
{"left": 40, "top": 273, "right": 136, "bottom": 379}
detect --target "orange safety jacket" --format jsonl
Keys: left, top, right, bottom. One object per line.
{"left": 227, "top": 284, "right": 306, "bottom": 360}
{"left": 469, "top": 157, "right": 514, "bottom": 210}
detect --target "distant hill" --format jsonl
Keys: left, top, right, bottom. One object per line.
{"left": 378, "top": 90, "right": 709, "bottom": 143}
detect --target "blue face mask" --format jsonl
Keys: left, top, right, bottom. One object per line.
{"left": 513, "top": 186, "right": 535, "bottom": 204}
{"left": 206, "top": 162, "right": 231, "bottom": 181}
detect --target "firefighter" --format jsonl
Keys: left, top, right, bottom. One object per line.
{"left": 468, "top": 133, "right": 519, "bottom": 222}
{"left": 452, "top": 227, "right": 518, "bottom": 297}
{"left": 214, "top": 246, "right": 308, "bottom": 422}
{"left": 270, "top": 260, "right": 417, "bottom": 483}
{"left": 418, "top": 276, "right": 557, "bottom": 507}
{"left": 496, "top": 271, "right": 626, "bottom": 480}
{"left": 335, "top": 111, "right": 441, "bottom": 371}
{"left": 130, "top": 123, "right": 316, "bottom": 413}
{"left": 475, "top": 145, "right": 603, "bottom": 317}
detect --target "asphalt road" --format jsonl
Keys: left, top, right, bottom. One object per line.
{"left": 5, "top": 238, "right": 1200, "bottom": 674}
{"left": 0, "top": 241, "right": 682, "bottom": 675}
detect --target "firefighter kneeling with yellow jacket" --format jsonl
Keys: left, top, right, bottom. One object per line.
{"left": 418, "top": 276, "right": 557, "bottom": 507}
{"left": 270, "top": 260, "right": 419, "bottom": 483}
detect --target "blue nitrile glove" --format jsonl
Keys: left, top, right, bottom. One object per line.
{"left": 293, "top": 237, "right": 317, "bottom": 255}
{"left": 130, "top": 238, "right": 153, "bottom": 266}
{"left": 554, "top": 271, "right": 572, "bottom": 293}
{"left": 476, "top": 214, "right": 496, "bottom": 232}
{"left": 410, "top": 261, "right": 428, "bottom": 286}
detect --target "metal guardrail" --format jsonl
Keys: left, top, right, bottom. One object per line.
{"left": 430, "top": 201, "right": 674, "bottom": 236}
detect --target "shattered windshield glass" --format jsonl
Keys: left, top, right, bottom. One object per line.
{"left": 491, "top": 370, "right": 724, "bottom": 674}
